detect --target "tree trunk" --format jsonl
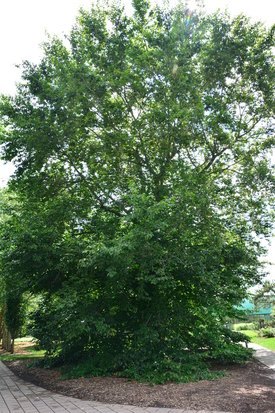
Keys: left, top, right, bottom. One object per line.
{"left": 0, "top": 309, "right": 4, "bottom": 344}
{"left": 11, "top": 338, "right": 15, "bottom": 354}
{"left": 2, "top": 322, "right": 12, "bottom": 352}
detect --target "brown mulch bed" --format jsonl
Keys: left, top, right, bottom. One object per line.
{"left": 4, "top": 358, "right": 275, "bottom": 413}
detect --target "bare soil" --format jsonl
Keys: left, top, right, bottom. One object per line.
{"left": 3, "top": 348, "right": 275, "bottom": 413}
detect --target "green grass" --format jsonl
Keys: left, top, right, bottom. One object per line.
{"left": 14, "top": 336, "right": 34, "bottom": 343}
{"left": 241, "top": 330, "right": 257, "bottom": 339}
{"left": 0, "top": 351, "right": 45, "bottom": 361}
{"left": 251, "top": 337, "right": 275, "bottom": 351}
{"left": 241, "top": 330, "right": 275, "bottom": 351}
{"left": 0, "top": 337, "right": 45, "bottom": 361}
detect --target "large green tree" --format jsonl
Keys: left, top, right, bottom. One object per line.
{"left": 0, "top": 0, "right": 274, "bottom": 380}
{"left": 0, "top": 190, "right": 27, "bottom": 352}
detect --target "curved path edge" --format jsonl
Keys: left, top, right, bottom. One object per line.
{"left": 0, "top": 361, "right": 231, "bottom": 413}
{"left": 248, "top": 343, "right": 275, "bottom": 380}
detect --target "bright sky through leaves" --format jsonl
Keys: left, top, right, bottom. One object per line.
{"left": 0, "top": 0, "right": 274, "bottom": 281}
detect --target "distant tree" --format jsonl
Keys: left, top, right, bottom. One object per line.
{"left": 4, "top": 292, "right": 26, "bottom": 353}
{"left": 0, "top": 1, "right": 274, "bottom": 380}
{"left": 254, "top": 281, "right": 275, "bottom": 314}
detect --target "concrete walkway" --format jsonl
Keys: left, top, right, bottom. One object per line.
{"left": 248, "top": 343, "right": 275, "bottom": 374}
{"left": 0, "top": 361, "right": 231, "bottom": 413}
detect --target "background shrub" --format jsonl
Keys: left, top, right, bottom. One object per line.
{"left": 258, "top": 328, "right": 275, "bottom": 338}
{"left": 234, "top": 323, "right": 256, "bottom": 331}
{"left": 207, "top": 343, "right": 253, "bottom": 364}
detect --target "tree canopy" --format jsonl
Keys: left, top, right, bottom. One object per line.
{"left": 0, "top": 0, "right": 274, "bottom": 381}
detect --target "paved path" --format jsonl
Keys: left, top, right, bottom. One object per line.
{"left": 0, "top": 361, "right": 230, "bottom": 413}
{"left": 248, "top": 343, "right": 275, "bottom": 377}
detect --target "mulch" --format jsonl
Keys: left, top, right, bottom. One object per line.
{"left": 4, "top": 358, "right": 275, "bottom": 413}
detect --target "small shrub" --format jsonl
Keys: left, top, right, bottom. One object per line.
{"left": 207, "top": 343, "right": 253, "bottom": 364}
{"left": 258, "top": 328, "right": 275, "bottom": 338}
{"left": 117, "top": 354, "right": 224, "bottom": 384}
{"left": 252, "top": 322, "right": 260, "bottom": 330}
{"left": 261, "top": 320, "right": 275, "bottom": 329}
{"left": 61, "top": 352, "right": 223, "bottom": 384}
{"left": 234, "top": 323, "right": 255, "bottom": 331}
{"left": 224, "top": 329, "right": 250, "bottom": 344}
{"left": 61, "top": 359, "right": 110, "bottom": 379}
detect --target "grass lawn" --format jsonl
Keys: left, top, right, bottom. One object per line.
{"left": 242, "top": 330, "right": 275, "bottom": 351}
{"left": 0, "top": 337, "right": 45, "bottom": 361}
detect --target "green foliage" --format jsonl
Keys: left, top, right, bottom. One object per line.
{"left": 254, "top": 282, "right": 275, "bottom": 302}
{"left": 60, "top": 353, "right": 224, "bottom": 384}
{"left": 222, "top": 328, "right": 251, "bottom": 344}
{"left": 115, "top": 354, "right": 224, "bottom": 384}
{"left": 4, "top": 292, "right": 26, "bottom": 340}
{"left": 0, "top": 1, "right": 274, "bottom": 378}
{"left": 207, "top": 343, "right": 253, "bottom": 364}
{"left": 253, "top": 319, "right": 275, "bottom": 330}
{"left": 258, "top": 328, "right": 275, "bottom": 338}
{"left": 0, "top": 189, "right": 28, "bottom": 347}
{"left": 234, "top": 322, "right": 256, "bottom": 331}
{"left": 261, "top": 320, "right": 275, "bottom": 328}
{"left": 253, "top": 282, "right": 275, "bottom": 316}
